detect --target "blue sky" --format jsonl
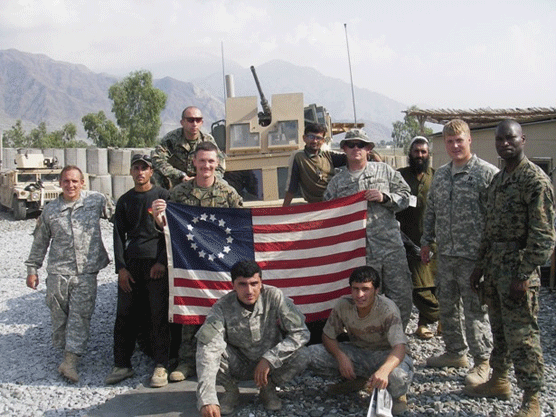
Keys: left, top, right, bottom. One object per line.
{"left": 1, "top": 0, "right": 554, "bottom": 109}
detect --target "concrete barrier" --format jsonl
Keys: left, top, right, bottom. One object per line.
{"left": 86, "top": 148, "right": 108, "bottom": 176}
{"left": 89, "top": 174, "right": 113, "bottom": 196}
{"left": 2, "top": 148, "right": 17, "bottom": 170}
{"left": 112, "top": 175, "right": 134, "bottom": 201}
{"left": 65, "top": 148, "right": 87, "bottom": 171}
{"left": 108, "top": 148, "right": 131, "bottom": 176}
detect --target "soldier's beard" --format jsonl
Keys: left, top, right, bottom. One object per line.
{"left": 409, "top": 156, "right": 430, "bottom": 174}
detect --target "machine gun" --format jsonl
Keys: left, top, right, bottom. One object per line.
{"left": 250, "top": 66, "right": 272, "bottom": 127}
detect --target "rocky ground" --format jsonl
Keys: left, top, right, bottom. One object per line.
{"left": 0, "top": 210, "right": 555, "bottom": 416}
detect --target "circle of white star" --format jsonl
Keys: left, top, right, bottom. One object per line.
{"left": 186, "top": 213, "right": 233, "bottom": 261}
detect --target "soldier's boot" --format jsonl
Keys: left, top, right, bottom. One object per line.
{"left": 513, "top": 391, "right": 541, "bottom": 417}
{"left": 219, "top": 380, "right": 240, "bottom": 415}
{"left": 168, "top": 362, "right": 191, "bottom": 382}
{"left": 426, "top": 352, "right": 469, "bottom": 368}
{"left": 465, "top": 357, "right": 490, "bottom": 386}
{"left": 58, "top": 351, "right": 80, "bottom": 383}
{"left": 463, "top": 369, "right": 512, "bottom": 400}
{"left": 392, "top": 394, "right": 408, "bottom": 416}
{"left": 260, "top": 382, "right": 282, "bottom": 411}
{"left": 150, "top": 365, "right": 168, "bottom": 388}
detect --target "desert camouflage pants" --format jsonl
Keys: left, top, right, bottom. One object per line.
{"left": 484, "top": 250, "right": 544, "bottom": 392}
{"left": 308, "top": 343, "right": 414, "bottom": 399}
{"left": 436, "top": 256, "right": 492, "bottom": 360}
{"left": 45, "top": 273, "right": 97, "bottom": 356}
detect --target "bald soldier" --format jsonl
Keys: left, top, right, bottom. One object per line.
{"left": 152, "top": 106, "right": 226, "bottom": 189}
{"left": 465, "top": 120, "right": 555, "bottom": 417}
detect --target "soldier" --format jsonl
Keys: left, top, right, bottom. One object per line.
{"left": 105, "top": 154, "right": 171, "bottom": 388}
{"left": 282, "top": 122, "right": 346, "bottom": 206}
{"left": 152, "top": 141, "right": 242, "bottom": 384}
{"left": 420, "top": 119, "right": 496, "bottom": 386}
{"left": 25, "top": 165, "right": 114, "bottom": 383}
{"left": 196, "top": 260, "right": 310, "bottom": 416}
{"left": 308, "top": 266, "right": 413, "bottom": 416}
{"left": 396, "top": 136, "right": 439, "bottom": 339}
{"left": 465, "top": 120, "right": 555, "bottom": 417}
{"left": 152, "top": 106, "right": 226, "bottom": 189}
{"left": 324, "top": 128, "right": 413, "bottom": 330}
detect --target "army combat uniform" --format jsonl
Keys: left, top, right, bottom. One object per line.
{"left": 196, "top": 285, "right": 310, "bottom": 410}
{"left": 169, "top": 178, "right": 243, "bottom": 378}
{"left": 25, "top": 191, "right": 114, "bottom": 355}
{"left": 151, "top": 129, "right": 225, "bottom": 189}
{"left": 478, "top": 157, "right": 555, "bottom": 392}
{"left": 421, "top": 154, "right": 497, "bottom": 362}
{"left": 324, "top": 161, "right": 413, "bottom": 329}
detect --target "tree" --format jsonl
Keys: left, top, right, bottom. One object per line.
{"left": 108, "top": 70, "right": 167, "bottom": 147}
{"left": 82, "top": 111, "right": 125, "bottom": 147}
{"left": 2, "top": 120, "right": 28, "bottom": 147}
{"left": 391, "top": 106, "right": 433, "bottom": 153}
{"left": 2, "top": 120, "right": 86, "bottom": 149}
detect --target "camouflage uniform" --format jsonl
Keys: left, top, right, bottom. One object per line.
{"left": 25, "top": 191, "right": 114, "bottom": 355}
{"left": 169, "top": 178, "right": 243, "bottom": 374}
{"left": 196, "top": 285, "right": 310, "bottom": 410}
{"left": 421, "top": 154, "right": 497, "bottom": 360}
{"left": 324, "top": 162, "right": 413, "bottom": 329}
{"left": 151, "top": 128, "right": 226, "bottom": 188}
{"left": 308, "top": 295, "right": 414, "bottom": 398}
{"left": 478, "top": 157, "right": 555, "bottom": 391}
{"left": 397, "top": 166, "right": 439, "bottom": 326}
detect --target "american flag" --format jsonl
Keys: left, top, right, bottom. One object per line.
{"left": 164, "top": 191, "right": 368, "bottom": 325}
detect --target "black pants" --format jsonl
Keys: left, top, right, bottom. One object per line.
{"left": 113, "top": 258, "right": 170, "bottom": 368}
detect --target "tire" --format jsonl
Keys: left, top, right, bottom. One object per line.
{"left": 12, "top": 198, "right": 27, "bottom": 220}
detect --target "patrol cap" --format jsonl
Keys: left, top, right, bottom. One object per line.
{"left": 130, "top": 154, "right": 153, "bottom": 167}
{"left": 340, "top": 128, "right": 375, "bottom": 149}
{"left": 409, "top": 136, "right": 429, "bottom": 150}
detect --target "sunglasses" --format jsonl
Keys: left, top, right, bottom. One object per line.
{"left": 184, "top": 117, "right": 203, "bottom": 123}
{"left": 344, "top": 141, "right": 367, "bottom": 149}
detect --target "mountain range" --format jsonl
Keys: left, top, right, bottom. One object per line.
{"left": 0, "top": 49, "right": 408, "bottom": 143}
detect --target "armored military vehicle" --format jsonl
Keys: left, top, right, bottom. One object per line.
{"left": 0, "top": 152, "right": 62, "bottom": 220}
{"left": 211, "top": 66, "right": 361, "bottom": 205}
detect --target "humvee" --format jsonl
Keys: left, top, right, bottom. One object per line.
{"left": 0, "top": 153, "right": 62, "bottom": 220}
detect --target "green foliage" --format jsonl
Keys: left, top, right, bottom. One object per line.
{"left": 108, "top": 70, "right": 167, "bottom": 147}
{"left": 2, "top": 120, "right": 86, "bottom": 148}
{"left": 391, "top": 106, "right": 433, "bottom": 153}
{"left": 2, "top": 120, "right": 28, "bottom": 147}
{"left": 82, "top": 111, "right": 125, "bottom": 147}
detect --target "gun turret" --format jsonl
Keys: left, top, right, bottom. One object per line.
{"left": 250, "top": 66, "right": 272, "bottom": 127}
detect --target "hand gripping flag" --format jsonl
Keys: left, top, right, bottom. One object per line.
{"left": 164, "top": 191, "right": 368, "bottom": 324}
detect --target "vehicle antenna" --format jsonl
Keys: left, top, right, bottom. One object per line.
{"left": 221, "top": 41, "right": 226, "bottom": 113}
{"left": 344, "top": 23, "right": 357, "bottom": 125}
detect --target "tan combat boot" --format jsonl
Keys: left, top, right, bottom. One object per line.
{"left": 168, "top": 362, "right": 190, "bottom": 382}
{"left": 426, "top": 352, "right": 469, "bottom": 368}
{"left": 464, "top": 369, "right": 512, "bottom": 400}
{"left": 465, "top": 357, "right": 490, "bottom": 386}
{"left": 260, "top": 382, "right": 282, "bottom": 411}
{"left": 58, "top": 351, "right": 80, "bottom": 383}
{"left": 392, "top": 394, "right": 408, "bottom": 416}
{"left": 219, "top": 380, "right": 240, "bottom": 415}
{"left": 513, "top": 391, "right": 540, "bottom": 417}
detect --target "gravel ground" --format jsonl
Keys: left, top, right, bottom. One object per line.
{"left": 0, "top": 210, "right": 555, "bottom": 417}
